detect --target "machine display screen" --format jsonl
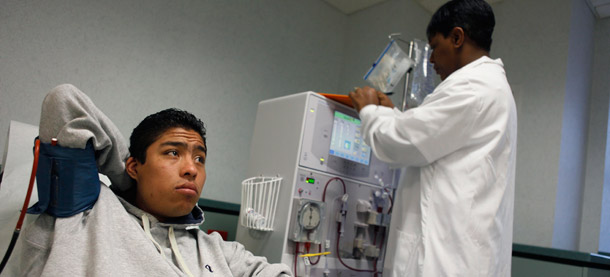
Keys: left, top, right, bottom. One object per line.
{"left": 329, "top": 111, "right": 371, "bottom": 165}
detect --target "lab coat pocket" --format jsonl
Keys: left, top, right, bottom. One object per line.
{"left": 389, "top": 229, "right": 421, "bottom": 276}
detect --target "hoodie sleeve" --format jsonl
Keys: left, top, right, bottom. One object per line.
{"left": 38, "top": 84, "right": 132, "bottom": 191}
{"left": 220, "top": 237, "right": 293, "bottom": 276}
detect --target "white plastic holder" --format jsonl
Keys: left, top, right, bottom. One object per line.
{"left": 240, "top": 176, "right": 282, "bottom": 231}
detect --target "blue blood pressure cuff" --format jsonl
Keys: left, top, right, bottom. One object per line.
{"left": 27, "top": 139, "right": 101, "bottom": 217}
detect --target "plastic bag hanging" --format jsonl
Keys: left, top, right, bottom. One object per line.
{"left": 406, "top": 39, "right": 436, "bottom": 108}
{"left": 363, "top": 40, "right": 414, "bottom": 93}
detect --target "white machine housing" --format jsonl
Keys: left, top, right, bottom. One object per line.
{"left": 236, "top": 92, "right": 397, "bottom": 276}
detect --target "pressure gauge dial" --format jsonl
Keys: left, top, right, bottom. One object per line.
{"left": 299, "top": 202, "right": 321, "bottom": 230}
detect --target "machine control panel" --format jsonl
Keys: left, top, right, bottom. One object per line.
{"left": 299, "top": 95, "right": 394, "bottom": 187}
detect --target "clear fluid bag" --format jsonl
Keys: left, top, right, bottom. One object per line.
{"left": 363, "top": 40, "right": 414, "bottom": 93}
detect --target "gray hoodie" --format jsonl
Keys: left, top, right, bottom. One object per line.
{"left": 18, "top": 184, "right": 291, "bottom": 276}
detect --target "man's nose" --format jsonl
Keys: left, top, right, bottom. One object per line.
{"left": 181, "top": 158, "right": 198, "bottom": 178}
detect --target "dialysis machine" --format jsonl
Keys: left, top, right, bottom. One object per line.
{"left": 235, "top": 92, "right": 397, "bottom": 276}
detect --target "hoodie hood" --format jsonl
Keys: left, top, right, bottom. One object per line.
{"left": 117, "top": 195, "right": 205, "bottom": 228}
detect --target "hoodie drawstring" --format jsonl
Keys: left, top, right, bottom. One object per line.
{"left": 142, "top": 214, "right": 167, "bottom": 260}
{"left": 141, "top": 214, "right": 194, "bottom": 277}
{"left": 169, "top": 226, "right": 194, "bottom": 277}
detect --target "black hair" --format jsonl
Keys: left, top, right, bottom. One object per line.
{"left": 129, "top": 108, "right": 206, "bottom": 163}
{"left": 426, "top": 0, "right": 495, "bottom": 52}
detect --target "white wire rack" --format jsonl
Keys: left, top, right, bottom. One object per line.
{"left": 240, "top": 176, "right": 282, "bottom": 231}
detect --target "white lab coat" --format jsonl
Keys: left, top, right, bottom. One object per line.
{"left": 359, "top": 56, "right": 517, "bottom": 276}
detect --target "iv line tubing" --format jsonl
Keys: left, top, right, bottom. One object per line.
{"left": 0, "top": 138, "right": 40, "bottom": 273}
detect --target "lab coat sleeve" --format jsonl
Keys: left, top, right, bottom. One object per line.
{"left": 359, "top": 105, "right": 429, "bottom": 166}
{"left": 359, "top": 80, "right": 480, "bottom": 166}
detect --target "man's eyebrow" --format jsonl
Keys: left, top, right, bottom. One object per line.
{"left": 160, "top": 141, "right": 187, "bottom": 148}
{"left": 196, "top": 145, "right": 207, "bottom": 154}
{"left": 160, "top": 141, "right": 207, "bottom": 154}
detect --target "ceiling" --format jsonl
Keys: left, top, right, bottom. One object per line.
{"left": 322, "top": 0, "right": 503, "bottom": 15}
{"left": 323, "top": 0, "right": 609, "bottom": 19}
{"left": 416, "top": 0, "right": 503, "bottom": 14}
{"left": 588, "top": 0, "right": 610, "bottom": 18}
{"left": 322, "top": 0, "right": 389, "bottom": 15}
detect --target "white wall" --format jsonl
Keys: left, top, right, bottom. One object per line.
{"left": 0, "top": 0, "right": 347, "bottom": 204}
{"left": 593, "top": 17, "right": 610, "bottom": 253}
{"left": 493, "top": 0, "right": 573, "bottom": 248}
{"left": 553, "top": 0, "right": 595, "bottom": 251}
{"left": 339, "top": 0, "right": 431, "bottom": 106}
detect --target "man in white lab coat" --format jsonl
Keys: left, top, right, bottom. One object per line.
{"left": 349, "top": 0, "right": 517, "bottom": 276}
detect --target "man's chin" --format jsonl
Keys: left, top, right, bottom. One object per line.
{"left": 158, "top": 204, "right": 197, "bottom": 220}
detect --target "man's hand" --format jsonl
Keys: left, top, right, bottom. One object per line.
{"left": 376, "top": 90, "right": 395, "bottom": 109}
{"left": 349, "top": 86, "right": 379, "bottom": 112}
{"left": 349, "top": 86, "right": 395, "bottom": 112}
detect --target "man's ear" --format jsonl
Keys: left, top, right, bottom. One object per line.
{"left": 125, "top": 157, "right": 139, "bottom": 180}
{"left": 450, "top": 27, "right": 465, "bottom": 48}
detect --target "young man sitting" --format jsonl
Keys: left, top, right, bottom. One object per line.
{"left": 15, "top": 84, "right": 292, "bottom": 276}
